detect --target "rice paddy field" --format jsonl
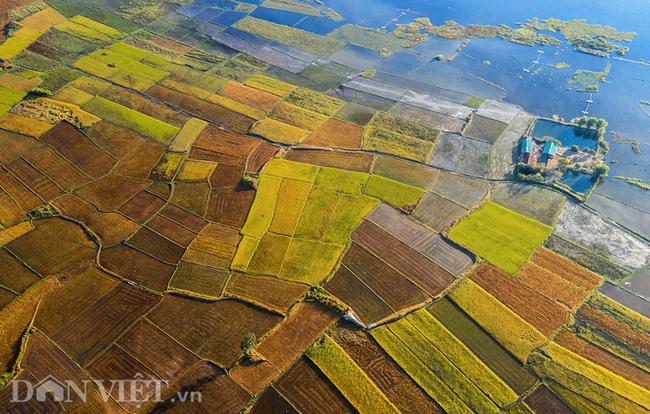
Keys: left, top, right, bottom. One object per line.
{"left": 0, "top": 0, "right": 649, "bottom": 413}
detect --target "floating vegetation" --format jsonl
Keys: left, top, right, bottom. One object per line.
{"left": 565, "top": 63, "right": 611, "bottom": 92}
{"left": 614, "top": 176, "right": 650, "bottom": 190}
{"left": 464, "top": 96, "right": 485, "bottom": 108}
{"left": 261, "top": 0, "right": 343, "bottom": 21}
{"left": 421, "top": 20, "right": 560, "bottom": 47}
{"left": 556, "top": 62, "right": 570, "bottom": 69}
{"left": 611, "top": 131, "right": 641, "bottom": 154}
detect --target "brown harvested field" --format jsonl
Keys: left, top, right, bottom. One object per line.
{"left": 274, "top": 357, "right": 356, "bottom": 414}
{"left": 247, "top": 141, "right": 281, "bottom": 173}
{"left": 159, "top": 202, "right": 208, "bottom": 233}
{"left": 145, "top": 84, "right": 256, "bottom": 133}
{"left": 117, "top": 318, "right": 199, "bottom": 382}
{"left": 576, "top": 304, "right": 650, "bottom": 356}
{"left": 206, "top": 186, "right": 256, "bottom": 228}
{"left": 85, "top": 121, "right": 145, "bottom": 159}
{"left": 34, "top": 266, "right": 118, "bottom": 337}
{"left": 189, "top": 146, "right": 247, "bottom": 165}
{"left": 200, "top": 222, "right": 242, "bottom": 245}
{"left": 23, "top": 145, "right": 92, "bottom": 192}
{"left": 194, "top": 125, "right": 260, "bottom": 158}
{"left": 218, "top": 81, "right": 281, "bottom": 111}
{"left": 183, "top": 234, "right": 238, "bottom": 270}
{"left": 284, "top": 148, "right": 374, "bottom": 172}
{"left": 169, "top": 261, "right": 229, "bottom": 297}
{"left": 148, "top": 296, "right": 283, "bottom": 367}
{"left": 0, "top": 288, "right": 16, "bottom": 309}
{"left": 0, "top": 371, "right": 61, "bottom": 413}
{"left": 470, "top": 262, "right": 570, "bottom": 337}
{"left": 250, "top": 387, "right": 299, "bottom": 414}
{"left": 126, "top": 227, "right": 186, "bottom": 264}
{"left": 52, "top": 283, "right": 159, "bottom": 366}
{"left": 0, "top": 130, "right": 40, "bottom": 165}
{"left": 100, "top": 244, "right": 176, "bottom": 292}
{"left": 225, "top": 272, "right": 309, "bottom": 312}
{"left": 230, "top": 359, "right": 281, "bottom": 394}
{"left": 21, "top": 331, "right": 91, "bottom": 408}
{"left": 367, "top": 203, "right": 475, "bottom": 276}
{"left": 517, "top": 261, "right": 588, "bottom": 309}
{"left": 111, "top": 139, "right": 166, "bottom": 179}
{"left": 427, "top": 297, "right": 538, "bottom": 394}
{"left": 530, "top": 247, "right": 603, "bottom": 291}
{"left": 209, "top": 163, "right": 245, "bottom": 188}
{"left": 343, "top": 242, "right": 431, "bottom": 311}
{"left": 75, "top": 174, "right": 150, "bottom": 212}
{"left": 301, "top": 118, "right": 364, "bottom": 149}
{"left": 324, "top": 266, "right": 394, "bottom": 326}
{"left": 352, "top": 220, "right": 455, "bottom": 296}
{"left": 372, "top": 155, "right": 438, "bottom": 190}
{"left": 329, "top": 323, "right": 444, "bottom": 414}
{"left": 54, "top": 194, "right": 139, "bottom": 246}
{"left": 118, "top": 189, "right": 167, "bottom": 223}
{"left": 0, "top": 274, "right": 63, "bottom": 373}
{"left": 4, "top": 158, "right": 64, "bottom": 201}
{"left": 0, "top": 168, "right": 42, "bottom": 211}
{"left": 256, "top": 301, "right": 338, "bottom": 371}
{"left": 148, "top": 32, "right": 193, "bottom": 53}
{"left": 525, "top": 385, "right": 574, "bottom": 414}
{"left": 412, "top": 192, "right": 468, "bottom": 231}
{"left": 0, "top": 248, "right": 40, "bottom": 293}
{"left": 147, "top": 214, "right": 197, "bottom": 247}
{"left": 554, "top": 329, "right": 650, "bottom": 390}
{"left": 40, "top": 122, "right": 117, "bottom": 179}
{"left": 86, "top": 344, "right": 162, "bottom": 412}
{"left": 0, "top": 191, "right": 24, "bottom": 227}
{"left": 100, "top": 85, "right": 189, "bottom": 127}
{"left": 146, "top": 361, "right": 251, "bottom": 414}
{"left": 6, "top": 218, "right": 96, "bottom": 276}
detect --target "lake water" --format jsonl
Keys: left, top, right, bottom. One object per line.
{"left": 559, "top": 170, "right": 596, "bottom": 194}
{"left": 319, "top": 0, "right": 650, "bottom": 212}
{"left": 531, "top": 120, "right": 599, "bottom": 150}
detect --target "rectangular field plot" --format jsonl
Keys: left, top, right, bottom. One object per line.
{"left": 427, "top": 297, "right": 537, "bottom": 394}
{"left": 274, "top": 357, "right": 357, "bottom": 414}
{"left": 148, "top": 296, "right": 282, "bottom": 367}
{"left": 284, "top": 148, "right": 374, "bottom": 172}
{"left": 554, "top": 201, "right": 650, "bottom": 274}
{"left": 362, "top": 126, "right": 435, "bottom": 164}
{"left": 449, "top": 201, "right": 552, "bottom": 275}
{"left": 491, "top": 182, "right": 566, "bottom": 226}
{"left": 328, "top": 323, "right": 444, "bottom": 413}
{"left": 225, "top": 272, "right": 309, "bottom": 312}
{"left": 257, "top": 301, "right": 338, "bottom": 371}
{"left": 51, "top": 283, "right": 159, "bottom": 365}
{"left": 470, "top": 262, "right": 570, "bottom": 337}
{"left": 306, "top": 335, "right": 400, "bottom": 414}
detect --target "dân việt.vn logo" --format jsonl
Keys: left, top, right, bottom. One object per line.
{"left": 11, "top": 373, "right": 202, "bottom": 407}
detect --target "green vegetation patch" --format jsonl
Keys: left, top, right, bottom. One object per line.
{"left": 321, "top": 194, "right": 378, "bottom": 245}
{"left": 307, "top": 335, "right": 400, "bottom": 414}
{"left": 0, "top": 87, "right": 26, "bottom": 107}
{"left": 241, "top": 175, "right": 282, "bottom": 239}
{"left": 82, "top": 97, "right": 179, "bottom": 144}
{"left": 164, "top": 64, "right": 227, "bottom": 92}
{"left": 279, "top": 239, "right": 345, "bottom": 284}
{"left": 363, "top": 126, "right": 435, "bottom": 163}
{"left": 449, "top": 201, "right": 552, "bottom": 275}
{"left": 363, "top": 175, "right": 425, "bottom": 208}
{"left": 449, "top": 279, "right": 546, "bottom": 362}
{"left": 372, "top": 155, "right": 438, "bottom": 189}
{"left": 245, "top": 75, "right": 296, "bottom": 97}
{"left": 0, "top": 27, "right": 41, "bottom": 60}
{"left": 314, "top": 167, "right": 368, "bottom": 195}
{"left": 371, "top": 326, "right": 474, "bottom": 414}
{"left": 294, "top": 187, "right": 340, "bottom": 240}
{"left": 407, "top": 310, "right": 519, "bottom": 408}
{"left": 263, "top": 158, "right": 318, "bottom": 182}
{"left": 250, "top": 118, "right": 308, "bottom": 145}
{"left": 371, "top": 113, "right": 440, "bottom": 142}
{"left": 36, "top": 67, "right": 83, "bottom": 94}
{"left": 82, "top": 7, "right": 142, "bottom": 33}
{"left": 284, "top": 87, "right": 344, "bottom": 116}
{"left": 269, "top": 101, "right": 328, "bottom": 131}
{"left": 566, "top": 63, "right": 611, "bottom": 92}
{"left": 232, "top": 16, "right": 345, "bottom": 56}
{"left": 388, "top": 318, "right": 501, "bottom": 413}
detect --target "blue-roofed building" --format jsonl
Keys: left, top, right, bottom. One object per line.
{"left": 522, "top": 138, "right": 533, "bottom": 154}
{"left": 543, "top": 141, "right": 558, "bottom": 157}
